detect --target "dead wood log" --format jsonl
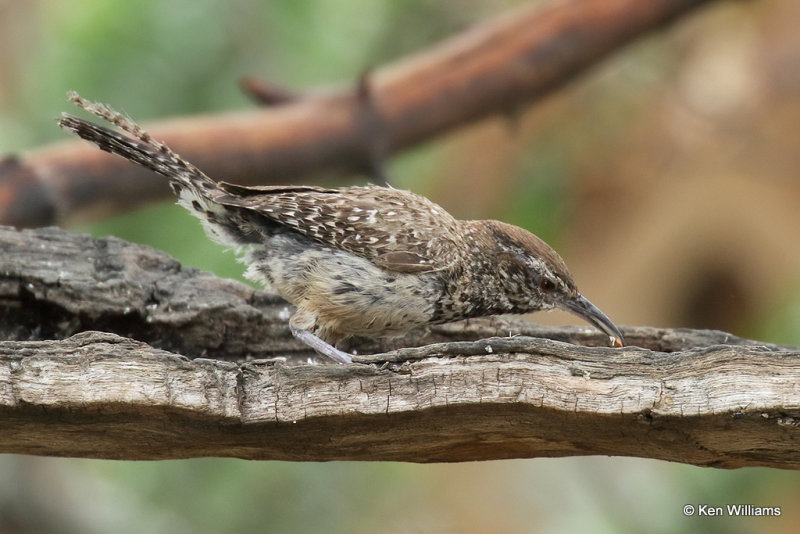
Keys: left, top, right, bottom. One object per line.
{"left": 1, "top": 226, "right": 799, "bottom": 468}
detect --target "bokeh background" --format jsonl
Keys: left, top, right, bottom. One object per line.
{"left": 2, "top": 0, "right": 800, "bottom": 532}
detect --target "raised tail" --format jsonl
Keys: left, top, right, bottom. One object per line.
{"left": 57, "top": 92, "right": 217, "bottom": 198}
{"left": 58, "top": 92, "right": 259, "bottom": 247}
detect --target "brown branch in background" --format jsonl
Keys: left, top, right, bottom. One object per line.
{"left": 1, "top": 0, "right": 718, "bottom": 228}
{"left": 2, "top": 225, "right": 799, "bottom": 467}
{"left": 239, "top": 77, "right": 300, "bottom": 106}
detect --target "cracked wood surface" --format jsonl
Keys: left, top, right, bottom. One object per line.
{"left": 1, "top": 226, "right": 799, "bottom": 468}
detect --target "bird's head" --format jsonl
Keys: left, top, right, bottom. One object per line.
{"left": 484, "top": 221, "right": 624, "bottom": 347}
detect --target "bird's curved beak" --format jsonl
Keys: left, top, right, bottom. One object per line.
{"left": 562, "top": 294, "right": 624, "bottom": 347}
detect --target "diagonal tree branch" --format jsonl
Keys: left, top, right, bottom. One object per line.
{"left": 1, "top": 0, "right": 721, "bottom": 228}
{"left": 1, "top": 226, "right": 799, "bottom": 468}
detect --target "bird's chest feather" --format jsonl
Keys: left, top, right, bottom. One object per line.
{"left": 243, "top": 235, "right": 441, "bottom": 337}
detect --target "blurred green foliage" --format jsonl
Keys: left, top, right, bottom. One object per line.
{"left": 2, "top": 0, "right": 799, "bottom": 532}
{"left": 754, "top": 283, "right": 800, "bottom": 346}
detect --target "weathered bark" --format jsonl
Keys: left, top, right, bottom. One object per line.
{"left": 1, "top": 0, "right": 719, "bottom": 228}
{"left": 1, "top": 226, "right": 799, "bottom": 468}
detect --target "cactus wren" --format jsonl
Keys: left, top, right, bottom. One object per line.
{"left": 59, "top": 92, "right": 624, "bottom": 364}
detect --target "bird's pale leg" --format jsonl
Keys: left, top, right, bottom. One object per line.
{"left": 290, "top": 325, "right": 353, "bottom": 364}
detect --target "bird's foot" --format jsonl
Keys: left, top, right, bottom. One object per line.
{"left": 290, "top": 325, "right": 353, "bottom": 364}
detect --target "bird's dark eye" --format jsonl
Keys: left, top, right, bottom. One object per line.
{"left": 540, "top": 279, "right": 556, "bottom": 292}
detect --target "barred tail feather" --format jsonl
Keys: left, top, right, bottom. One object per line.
{"left": 58, "top": 115, "right": 196, "bottom": 189}
{"left": 58, "top": 92, "right": 217, "bottom": 194}
{"left": 58, "top": 92, "right": 255, "bottom": 247}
